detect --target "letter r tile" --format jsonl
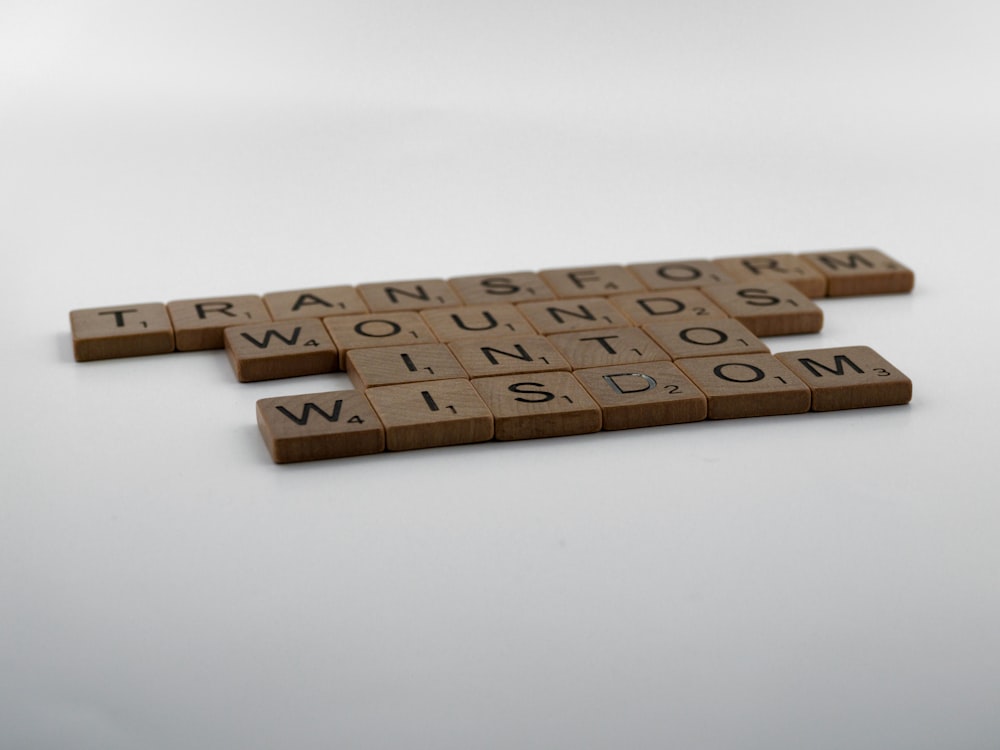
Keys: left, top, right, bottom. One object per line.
{"left": 774, "top": 346, "right": 912, "bottom": 411}
{"left": 675, "top": 353, "right": 811, "bottom": 419}
{"left": 70, "top": 302, "right": 175, "bottom": 361}
{"left": 167, "top": 295, "right": 272, "bottom": 351}
{"left": 256, "top": 390, "right": 385, "bottom": 463}
{"left": 574, "top": 361, "right": 707, "bottom": 430}
{"left": 713, "top": 253, "right": 828, "bottom": 298}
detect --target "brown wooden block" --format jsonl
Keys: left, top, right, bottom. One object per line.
{"left": 167, "top": 295, "right": 271, "bottom": 351}
{"left": 472, "top": 372, "right": 602, "bottom": 440}
{"left": 546, "top": 327, "right": 671, "bottom": 369}
{"left": 365, "top": 378, "right": 494, "bottom": 451}
{"left": 538, "top": 264, "right": 646, "bottom": 298}
{"left": 256, "top": 389, "right": 385, "bottom": 463}
{"left": 448, "top": 335, "right": 571, "bottom": 378}
{"left": 517, "top": 297, "right": 632, "bottom": 334}
{"left": 323, "top": 312, "right": 438, "bottom": 368}
{"left": 263, "top": 285, "right": 368, "bottom": 320}
{"left": 356, "top": 278, "right": 462, "bottom": 312}
{"left": 224, "top": 319, "right": 337, "bottom": 382}
{"left": 714, "top": 253, "right": 828, "bottom": 298}
{"left": 675, "top": 353, "right": 811, "bottom": 419}
{"left": 448, "top": 272, "right": 556, "bottom": 304}
{"left": 420, "top": 304, "right": 536, "bottom": 342}
{"left": 774, "top": 346, "right": 912, "bottom": 411}
{"left": 643, "top": 318, "right": 770, "bottom": 360}
{"left": 798, "top": 248, "right": 915, "bottom": 296}
{"left": 700, "top": 282, "right": 823, "bottom": 336}
{"left": 346, "top": 343, "right": 468, "bottom": 388}
{"left": 573, "top": 361, "right": 707, "bottom": 430}
{"left": 70, "top": 302, "right": 174, "bottom": 361}
{"left": 609, "top": 289, "right": 729, "bottom": 326}
{"left": 626, "top": 259, "right": 736, "bottom": 290}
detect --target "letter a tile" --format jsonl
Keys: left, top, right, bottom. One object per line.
{"left": 774, "top": 346, "right": 912, "bottom": 411}
{"left": 675, "top": 353, "right": 811, "bottom": 419}
{"left": 365, "top": 379, "right": 494, "bottom": 451}
{"left": 256, "top": 390, "right": 385, "bottom": 463}
{"left": 573, "top": 362, "right": 707, "bottom": 430}
{"left": 70, "top": 302, "right": 175, "bottom": 361}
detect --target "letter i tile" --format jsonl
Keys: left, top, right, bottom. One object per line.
{"left": 256, "top": 390, "right": 385, "bottom": 463}
{"left": 365, "top": 379, "right": 494, "bottom": 451}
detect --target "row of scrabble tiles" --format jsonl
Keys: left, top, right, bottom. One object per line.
{"left": 256, "top": 346, "right": 912, "bottom": 463}
{"left": 69, "top": 249, "right": 913, "bottom": 362}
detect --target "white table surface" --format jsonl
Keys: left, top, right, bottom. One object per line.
{"left": 3, "top": 2, "right": 999, "bottom": 748}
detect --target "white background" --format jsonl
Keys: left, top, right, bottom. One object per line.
{"left": 3, "top": 2, "right": 999, "bottom": 748}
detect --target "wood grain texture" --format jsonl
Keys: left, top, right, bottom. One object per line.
{"left": 675, "top": 353, "right": 812, "bottom": 419}
{"left": 643, "top": 318, "right": 770, "bottom": 360}
{"left": 70, "top": 302, "right": 174, "bottom": 361}
{"left": 263, "top": 285, "right": 368, "bottom": 320}
{"left": 714, "top": 253, "right": 828, "bottom": 298}
{"left": 798, "top": 249, "right": 915, "bottom": 296}
{"left": 357, "top": 278, "right": 462, "bottom": 312}
{"left": 546, "top": 326, "right": 671, "bottom": 369}
{"left": 167, "top": 295, "right": 271, "bottom": 351}
{"left": 517, "top": 297, "right": 632, "bottom": 334}
{"left": 345, "top": 343, "right": 468, "bottom": 388}
{"left": 365, "top": 379, "right": 494, "bottom": 451}
{"left": 448, "top": 272, "right": 556, "bottom": 304}
{"left": 472, "top": 372, "right": 602, "bottom": 440}
{"left": 448, "top": 335, "right": 571, "bottom": 378}
{"left": 700, "top": 282, "right": 823, "bottom": 337}
{"left": 610, "top": 288, "right": 729, "bottom": 327}
{"left": 256, "top": 389, "right": 384, "bottom": 463}
{"left": 774, "top": 345, "right": 912, "bottom": 411}
{"left": 323, "top": 312, "right": 439, "bottom": 368}
{"left": 573, "top": 361, "right": 707, "bottom": 430}
{"left": 538, "top": 264, "right": 646, "bottom": 298}
{"left": 420, "top": 304, "right": 535, "bottom": 342}
{"left": 626, "top": 259, "right": 736, "bottom": 290}
{"left": 224, "top": 319, "right": 337, "bottom": 382}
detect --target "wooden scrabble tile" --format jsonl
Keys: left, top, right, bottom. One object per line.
{"left": 448, "top": 272, "right": 556, "bottom": 304}
{"left": 420, "top": 304, "right": 536, "bottom": 342}
{"left": 714, "top": 253, "right": 828, "bottom": 298}
{"left": 700, "top": 282, "right": 823, "bottom": 336}
{"left": 346, "top": 343, "right": 468, "bottom": 388}
{"left": 573, "top": 361, "right": 707, "bottom": 430}
{"left": 538, "top": 265, "right": 646, "bottom": 298}
{"left": 70, "top": 302, "right": 174, "bottom": 361}
{"left": 356, "top": 278, "right": 462, "bottom": 312}
{"left": 546, "top": 327, "right": 671, "bottom": 369}
{"left": 798, "top": 248, "right": 915, "bottom": 296}
{"left": 517, "top": 297, "right": 632, "bottom": 334}
{"left": 675, "top": 353, "right": 811, "bottom": 419}
{"left": 448, "top": 335, "right": 571, "bottom": 378}
{"left": 626, "top": 259, "right": 736, "bottom": 290}
{"left": 224, "top": 319, "right": 337, "bottom": 382}
{"left": 609, "top": 289, "right": 729, "bottom": 326}
{"left": 256, "top": 389, "right": 385, "bottom": 463}
{"left": 263, "top": 285, "right": 368, "bottom": 320}
{"left": 643, "top": 318, "right": 770, "bottom": 360}
{"left": 774, "top": 346, "right": 912, "bottom": 411}
{"left": 365, "top": 379, "right": 494, "bottom": 451}
{"left": 323, "top": 312, "right": 438, "bottom": 368}
{"left": 167, "top": 295, "right": 271, "bottom": 351}
{"left": 472, "top": 372, "right": 602, "bottom": 440}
